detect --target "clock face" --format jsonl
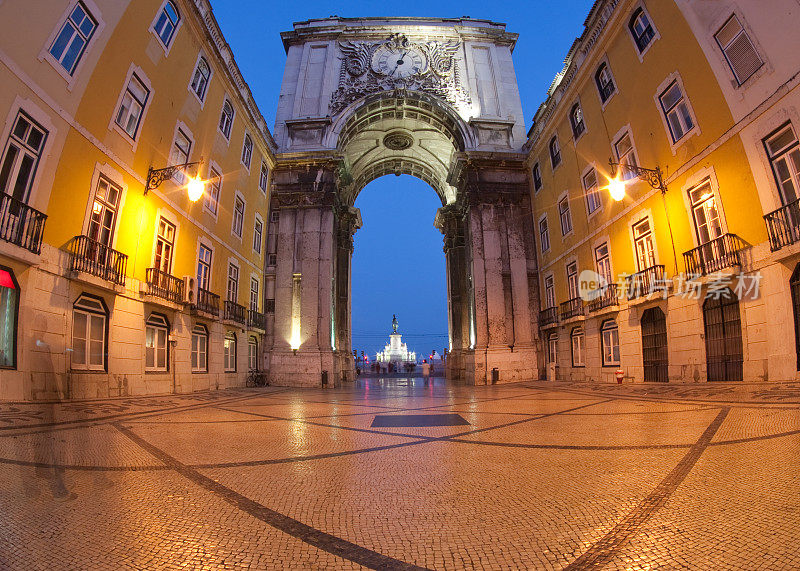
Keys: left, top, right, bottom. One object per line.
{"left": 373, "top": 47, "right": 426, "bottom": 79}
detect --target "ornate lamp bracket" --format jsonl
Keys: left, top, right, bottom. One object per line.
{"left": 608, "top": 158, "right": 667, "bottom": 194}
{"left": 145, "top": 159, "right": 203, "bottom": 195}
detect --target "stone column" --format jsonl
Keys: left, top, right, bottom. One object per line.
{"left": 266, "top": 163, "right": 339, "bottom": 387}
{"left": 333, "top": 205, "right": 362, "bottom": 383}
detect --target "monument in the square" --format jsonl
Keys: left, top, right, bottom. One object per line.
{"left": 376, "top": 315, "right": 416, "bottom": 365}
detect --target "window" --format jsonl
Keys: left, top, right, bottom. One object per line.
{"left": 152, "top": 0, "right": 180, "bottom": 48}
{"left": 570, "top": 103, "right": 585, "bottom": 138}
{"left": 595, "top": 242, "right": 612, "bottom": 285}
{"left": 253, "top": 216, "right": 263, "bottom": 254}
{"left": 153, "top": 217, "right": 176, "bottom": 273}
{"left": 250, "top": 278, "right": 259, "bottom": 311}
{"left": 49, "top": 2, "right": 97, "bottom": 75}
{"left": 567, "top": 262, "right": 578, "bottom": 300}
{"left": 0, "top": 112, "right": 47, "bottom": 203}
{"left": 583, "top": 169, "right": 602, "bottom": 215}
{"left": 270, "top": 211, "right": 280, "bottom": 223}
{"left": 191, "top": 324, "right": 207, "bottom": 372}
{"left": 571, "top": 327, "right": 585, "bottom": 367}
{"left": 629, "top": 8, "right": 655, "bottom": 53}
{"left": 659, "top": 81, "right": 695, "bottom": 143}
{"left": 72, "top": 294, "right": 106, "bottom": 370}
{"left": 544, "top": 274, "right": 556, "bottom": 309}
{"left": 601, "top": 320, "right": 620, "bottom": 366}
{"left": 765, "top": 123, "right": 800, "bottom": 206}
{"left": 219, "top": 99, "right": 234, "bottom": 139}
{"left": 190, "top": 56, "right": 211, "bottom": 101}
{"left": 248, "top": 336, "right": 258, "bottom": 371}
{"left": 268, "top": 254, "right": 277, "bottom": 267}
{"left": 549, "top": 136, "right": 561, "bottom": 168}
{"left": 0, "top": 267, "right": 19, "bottom": 369}
{"left": 204, "top": 168, "right": 221, "bottom": 216}
{"left": 547, "top": 333, "right": 558, "bottom": 364}
{"left": 241, "top": 134, "right": 253, "bottom": 168}
{"left": 539, "top": 216, "right": 550, "bottom": 253}
{"left": 532, "top": 163, "right": 542, "bottom": 192}
{"left": 115, "top": 73, "right": 149, "bottom": 139}
{"left": 614, "top": 132, "right": 638, "bottom": 181}
{"left": 224, "top": 331, "right": 236, "bottom": 372}
{"left": 87, "top": 176, "right": 121, "bottom": 249}
{"left": 169, "top": 128, "right": 191, "bottom": 184}
{"left": 633, "top": 218, "right": 655, "bottom": 271}
{"left": 559, "top": 196, "right": 572, "bottom": 236}
{"left": 689, "top": 180, "right": 723, "bottom": 245}
{"left": 265, "top": 298, "right": 275, "bottom": 314}
{"left": 145, "top": 313, "right": 168, "bottom": 372}
{"left": 197, "top": 243, "right": 211, "bottom": 290}
{"left": 232, "top": 196, "right": 245, "bottom": 238}
{"left": 595, "top": 63, "right": 616, "bottom": 103}
{"left": 259, "top": 162, "right": 268, "bottom": 193}
{"left": 715, "top": 15, "right": 762, "bottom": 85}
{"left": 227, "top": 262, "right": 239, "bottom": 302}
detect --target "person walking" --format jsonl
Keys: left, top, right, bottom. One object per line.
{"left": 421, "top": 359, "right": 430, "bottom": 379}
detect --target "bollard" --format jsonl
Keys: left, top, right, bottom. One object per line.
{"left": 615, "top": 369, "right": 624, "bottom": 384}
{"left": 491, "top": 367, "right": 499, "bottom": 384}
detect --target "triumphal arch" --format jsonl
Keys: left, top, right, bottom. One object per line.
{"left": 265, "top": 17, "right": 540, "bottom": 386}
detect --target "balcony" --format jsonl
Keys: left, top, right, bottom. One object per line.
{"left": 192, "top": 287, "right": 220, "bottom": 318}
{"left": 248, "top": 309, "right": 266, "bottom": 331}
{"left": 223, "top": 300, "right": 246, "bottom": 326}
{"left": 683, "top": 234, "right": 746, "bottom": 276}
{"left": 0, "top": 193, "right": 47, "bottom": 255}
{"left": 68, "top": 235, "right": 127, "bottom": 286}
{"left": 145, "top": 267, "right": 184, "bottom": 305}
{"left": 559, "top": 297, "right": 584, "bottom": 320}
{"left": 539, "top": 306, "right": 559, "bottom": 328}
{"left": 588, "top": 283, "right": 619, "bottom": 313}
{"left": 625, "top": 265, "right": 665, "bottom": 300}
{"left": 764, "top": 199, "right": 800, "bottom": 251}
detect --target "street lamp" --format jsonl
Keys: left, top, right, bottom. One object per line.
{"left": 144, "top": 159, "right": 205, "bottom": 201}
{"left": 606, "top": 157, "right": 667, "bottom": 201}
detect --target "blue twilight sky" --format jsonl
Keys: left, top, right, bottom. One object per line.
{"left": 212, "top": 0, "right": 595, "bottom": 357}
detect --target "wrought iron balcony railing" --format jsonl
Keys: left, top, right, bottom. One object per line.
{"left": 764, "top": 198, "right": 800, "bottom": 251}
{"left": 540, "top": 306, "right": 559, "bottom": 327}
{"left": 248, "top": 309, "right": 266, "bottom": 330}
{"left": 193, "top": 287, "right": 219, "bottom": 317}
{"left": 69, "top": 235, "right": 127, "bottom": 286}
{"left": 0, "top": 193, "right": 46, "bottom": 254}
{"left": 145, "top": 267, "right": 184, "bottom": 304}
{"left": 625, "top": 265, "right": 665, "bottom": 299}
{"left": 588, "top": 283, "right": 619, "bottom": 313}
{"left": 683, "top": 233, "right": 746, "bottom": 276}
{"left": 559, "top": 297, "right": 584, "bottom": 320}
{"left": 224, "top": 300, "right": 246, "bottom": 325}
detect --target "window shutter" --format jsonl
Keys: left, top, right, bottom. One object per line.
{"left": 716, "top": 16, "right": 762, "bottom": 84}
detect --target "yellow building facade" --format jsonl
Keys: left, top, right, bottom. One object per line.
{"left": 528, "top": 0, "right": 800, "bottom": 383}
{"left": 0, "top": 0, "right": 275, "bottom": 399}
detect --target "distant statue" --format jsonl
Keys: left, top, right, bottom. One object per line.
{"left": 392, "top": 314, "right": 399, "bottom": 334}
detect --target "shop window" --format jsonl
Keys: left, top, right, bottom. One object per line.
{"left": 0, "top": 267, "right": 19, "bottom": 369}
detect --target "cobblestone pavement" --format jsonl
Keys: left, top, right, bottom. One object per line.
{"left": 1, "top": 379, "right": 800, "bottom": 569}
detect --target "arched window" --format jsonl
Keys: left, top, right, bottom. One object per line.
{"left": 549, "top": 136, "right": 561, "bottom": 168}
{"left": 152, "top": 1, "right": 180, "bottom": 48}
{"left": 601, "top": 320, "right": 620, "bottom": 366}
{"left": 145, "top": 313, "right": 169, "bottom": 372}
{"left": 72, "top": 293, "right": 107, "bottom": 371}
{"left": 0, "top": 267, "right": 19, "bottom": 369}
{"left": 191, "top": 324, "right": 208, "bottom": 372}
{"left": 248, "top": 336, "right": 258, "bottom": 371}
{"left": 532, "top": 162, "right": 542, "bottom": 192}
{"left": 595, "top": 63, "right": 616, "bottom": 103}
{"left": 224, "top": 331, "right": 237, "bottom": 372}
{"left": 629, "top": 8, "right": 655, "bottom": 53}
{"left": 571, "top": 327, "right": 585, "bottom": 367}
{"left": 219, "top": 99, "right": 234, "bottom": 138}
{"left": 570, "top": 103, "right": 585, "bottom": 138}
{"left": 190, "top": 56, "right": 211, "bottom": 101}
{"left": 241, "top": 134, "right": 253, "bottom": 168}
{"left": 547, "top": 332, "right": 558, "bottom": 364}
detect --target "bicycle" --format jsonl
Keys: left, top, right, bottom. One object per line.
{"left": 246, "top": 370, "right": 269, "bottom": 387}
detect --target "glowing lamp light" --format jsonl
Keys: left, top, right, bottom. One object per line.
{"left": 607, "top": 175, "right": 627, "bottom": 202}
{"left": 187, "top": 176, "right": 205, "bottom": 202}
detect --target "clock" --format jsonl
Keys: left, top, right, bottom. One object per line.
{"left": 372, "top": 45, "right": 427, "bottom": 79}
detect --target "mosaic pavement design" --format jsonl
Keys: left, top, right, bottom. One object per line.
{"left": 1, "top": 378, "right": 800, "bottom": 569}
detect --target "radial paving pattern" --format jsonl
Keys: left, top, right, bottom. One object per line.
{"left": 2, "top": 379, "right": 800, "bottom": 569}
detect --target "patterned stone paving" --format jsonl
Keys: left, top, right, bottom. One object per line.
{"left": 1, "top": 380, "right": 799, "bottom": 569}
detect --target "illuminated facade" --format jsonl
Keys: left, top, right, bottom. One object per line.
{"left": 528, "top": 0, "right": 800, "bottom": 383}
{"left": 0, "top": 0, "right": 274, "bottom": 399}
